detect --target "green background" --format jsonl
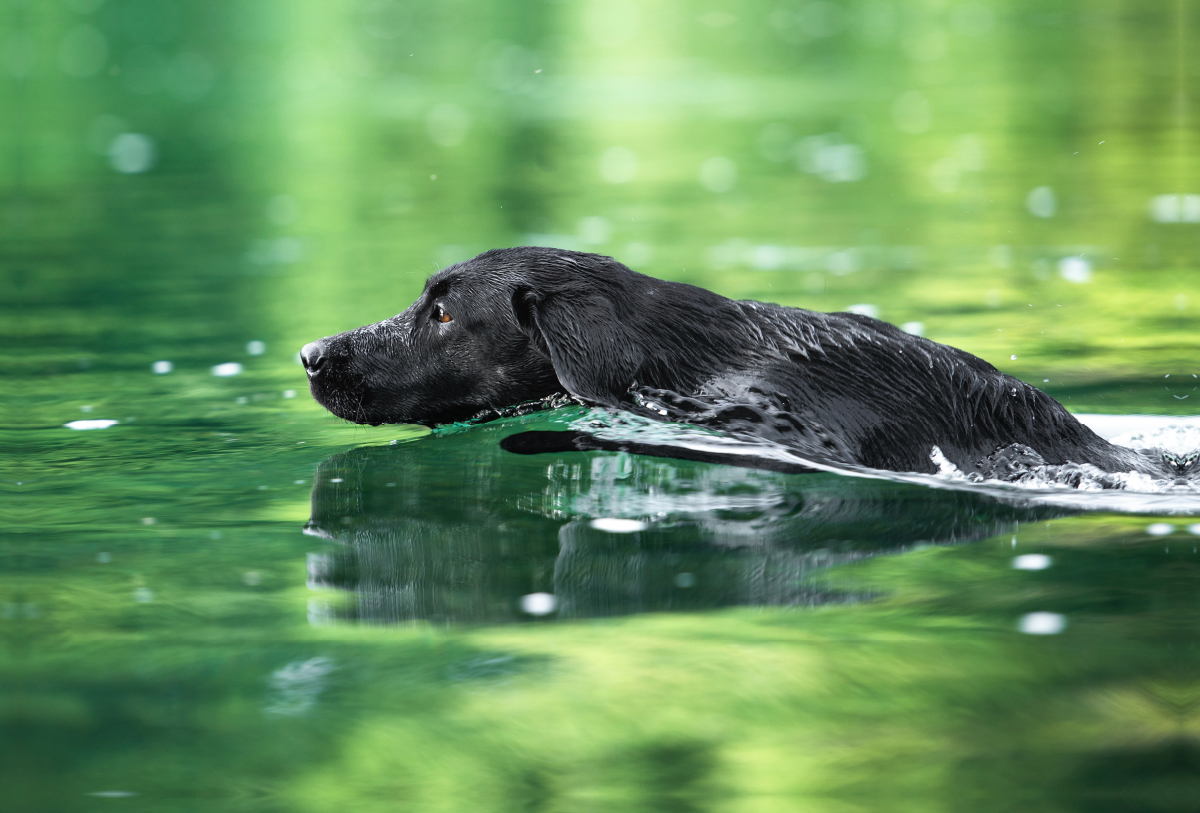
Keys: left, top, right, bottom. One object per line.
{"left": 3, "top": 1, "right": 1198, "bottom": 810}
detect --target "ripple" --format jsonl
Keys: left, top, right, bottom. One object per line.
{"left": 564, "top": 409, "right": 1200, "bottom": 515}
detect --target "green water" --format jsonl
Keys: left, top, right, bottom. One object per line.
{"left": 4, "top": 0, "right": 1200, "bottom": 810}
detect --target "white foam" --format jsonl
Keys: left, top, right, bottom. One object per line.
{"left": 1077, "top": 413, "right": 1200, "bottom": 449}
{"left": 570, "top": 409, "right": 1200, "bottom": 515}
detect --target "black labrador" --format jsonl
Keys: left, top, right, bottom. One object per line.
{"left": 301, "top": 246, "right": 1182, "bottom": 478}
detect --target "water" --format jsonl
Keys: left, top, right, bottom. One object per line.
{"left": 5, "top": 1, "right": 1200, "bottom": 810}
{"left": 537, "top": 406, "right": 1200, "bottom": 508}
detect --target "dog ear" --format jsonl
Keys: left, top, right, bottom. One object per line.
{"left": 512, "top": 286, "right": 642, "bottom": 407}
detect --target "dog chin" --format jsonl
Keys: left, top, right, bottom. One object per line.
{"left": 307, "top": 386, "right": 367, "bottom": 425}
{"left": 318, "top": 394, "right": 463, "bottom": 427}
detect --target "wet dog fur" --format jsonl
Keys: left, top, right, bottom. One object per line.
{"left": 302, "top": 246, "right": 1173, "bottom": 477}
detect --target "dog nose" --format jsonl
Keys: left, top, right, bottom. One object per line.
{"left": 300, "top": 340, "right": 326, "bottom": 375}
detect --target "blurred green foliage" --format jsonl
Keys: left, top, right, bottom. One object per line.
{"left": 2, "top": 0, "right": 1199, "bottom": 810}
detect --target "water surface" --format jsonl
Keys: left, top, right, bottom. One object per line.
{"left": 4, "top": 1, "right": 1200, "bottom": 810}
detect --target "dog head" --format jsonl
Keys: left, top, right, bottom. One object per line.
{"left": 301, "top": 247, "right": 657, "bottom": 425}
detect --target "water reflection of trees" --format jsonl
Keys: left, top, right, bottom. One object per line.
{"left": 21, "top": 0, "right": 1186, "bottom": 369}
{"left": 304, "top": 422, "right": 1067, "bottom": 624}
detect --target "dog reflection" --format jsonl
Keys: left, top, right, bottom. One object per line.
{"left": 304, "top": 426, "right": 1064, "bottom": 624}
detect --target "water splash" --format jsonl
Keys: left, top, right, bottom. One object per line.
{"left": 561, "top": 409, "right": 1200, "bottom": 515}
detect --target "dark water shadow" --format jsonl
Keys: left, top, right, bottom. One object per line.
{"left": 304, "top": 419, "right": 1070, "bottom": 625}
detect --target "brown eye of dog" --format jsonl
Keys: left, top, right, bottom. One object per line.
{"left": 435, "top": 305, "right": 452, "bottom": 323}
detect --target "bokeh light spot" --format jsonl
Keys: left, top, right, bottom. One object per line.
{"left": 1019, "top": 612, "right": 1066, "bottom": 635}
{"left": 1013, "top": 554, "right": 1052, "bottom": 570}
{"left": 1149, "top": 194, "right": 1200, "bottom": 223}
{"left": 109, "top": 133, "right": 156, "bottom": 174}
{"left": 1027, "top": 186, "right": 1057, "bottom": 218}
{"left": 846, "top": 303, "right": 879, "bottom": 319}
{"left": 520, "top": 593, "right": 557, "bottom": 615}
{"left": 1058, "top": 256, "right": 1091, "bottom": 283}
{"left": 212, "top": 362, "right": 243, "bottom": 377}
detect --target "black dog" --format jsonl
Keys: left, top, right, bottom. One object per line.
{"left": 301, "top": 247, "right": 1174, "bottom": 478}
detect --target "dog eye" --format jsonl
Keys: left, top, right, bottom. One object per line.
{"left": 434, "top": 304, "right": 452, "bottom": 323}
